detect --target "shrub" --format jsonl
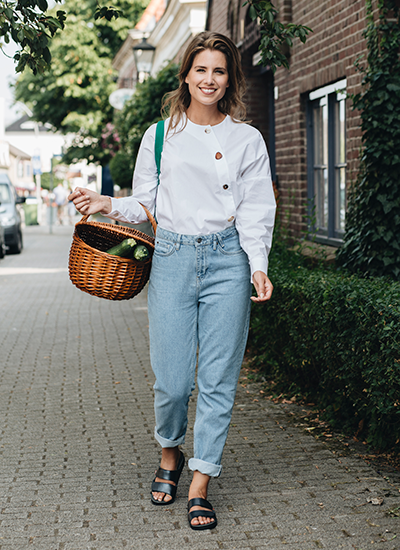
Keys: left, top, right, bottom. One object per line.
{"left": 109, "top": 151, "right": 134, "bottom": 189}
{"left": 248, "top": 244, "right": 400, "bottom": 451}
{"left": 337, "top": 0, "right": 400, "bottom": 279}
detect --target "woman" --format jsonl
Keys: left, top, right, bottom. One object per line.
{"left": 69, "top": 31, "right": 276, "bottom": 531}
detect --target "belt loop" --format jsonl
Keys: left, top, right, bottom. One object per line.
{"left": 213, "top": 234, "right": 217, "bottom": 251}
{"left": 217, "top": 233, "right": 224, "bottom": 248}
{"left": 175, "top": 235, "right": 181, "bottom": 251}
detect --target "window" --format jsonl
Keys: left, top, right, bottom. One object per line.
{"left": 0, "top": 184, "right": 12, "bottom": 204}
{"left": 307, "top": 79, "right": 347, "bottom": 243}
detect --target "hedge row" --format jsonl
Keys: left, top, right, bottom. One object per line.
{"left": 248, "top": 247, "right": 400, "bottom": 451}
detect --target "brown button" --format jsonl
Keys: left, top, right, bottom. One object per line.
{"left": 223, "top": 184, "right": 229, "bottom": 190}
{"left": 215, "top": 152, "right": 223, "bottom": 160}
{"left": 228, "top": 216, "right": 234, "bottom": 222}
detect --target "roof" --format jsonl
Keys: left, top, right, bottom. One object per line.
{"left": 9, "top": 143, "right": 31, "bottom": 160}
{"left": 5, "top": 114, "right": 51, "bottom": 134}
{"left": 136, "top": 0, "right": 166, "bottom": 32}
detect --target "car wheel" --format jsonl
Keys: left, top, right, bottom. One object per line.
{"left": 0, "top": 242, "right": 4, "bottom": 259}
{"left": 8, "top": 231, "right": 23, "bottom": 254}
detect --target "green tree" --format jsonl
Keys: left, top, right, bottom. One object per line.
{"left": 14, "top": 0, "right": 148, "bottom": 164}
{"left": 0, "top": 0, "right": 66, "bottom": 74}
{"left": 336, "top": 0, "right": 400, "bottom": 280}
{"left": 114, "top": 62, "right": 179, "bottom": 163}
{"left": 0, "top": 0, "right": 127, "bottom": 74}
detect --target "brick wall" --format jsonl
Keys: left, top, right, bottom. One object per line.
{"left": 208, "top": 0, "right": 369, "bottom": 237}
{"left": 273, "top": 0, "right": 367, "bottom": 234}
{"left": 207, "top": 0, "right": 230, "bottom": 36}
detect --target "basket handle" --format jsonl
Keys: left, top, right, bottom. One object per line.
{"left": 77, "top": 204, "right": 157, "bottom": 235}
{"left": 139, "top": 203, "right": 157, "bottom": 235}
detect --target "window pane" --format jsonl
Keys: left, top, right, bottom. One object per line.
{"left": 335, "top": 167, "right": 346, "bottom": 231}
{"left": 313, "top": 99, "right": 328, "bottom": 166}
{"left": 334, "top": 97, "right": 347, "bottom": 233}
{"left": 0, "top": 184, "right": 12, "bottom": 204}
{"left": 336, "top": 98, "right": 346, "bottom": 165}
{"left": 313, "top": 98, "right": 328, "bottom": 231}
{"left": 314, "top": 167, "right": 328, "bottom": 230}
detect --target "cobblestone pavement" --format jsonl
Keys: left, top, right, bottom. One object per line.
{"left": 0, "top": 224, "right": 399, "bottom": 550}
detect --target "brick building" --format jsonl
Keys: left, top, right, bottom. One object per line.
{"left": 207, "top": 0, "right": 368, "bottom": 246}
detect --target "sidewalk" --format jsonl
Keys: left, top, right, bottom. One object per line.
{"left": 0, "top": 225, "right": 398, "bottom": 550}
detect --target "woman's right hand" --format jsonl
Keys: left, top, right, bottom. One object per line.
{"left": 68, "top": 187, "right": 112, "bottom": 216}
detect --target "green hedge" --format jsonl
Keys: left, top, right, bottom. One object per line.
{"left": 248, "top": 246, "right": 400, "bottom": 451}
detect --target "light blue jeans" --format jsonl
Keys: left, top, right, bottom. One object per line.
{"left": 148, "top": 226, "right": 252, "bottom": 478}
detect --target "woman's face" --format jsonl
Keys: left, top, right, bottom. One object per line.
{"left": 185, "top": 49, "right": 229, "bottom": 110}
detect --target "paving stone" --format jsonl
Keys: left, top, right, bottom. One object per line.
{"left": 0, "top": 225, "right": 399, "bottom": 550}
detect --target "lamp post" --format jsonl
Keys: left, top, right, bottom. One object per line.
{"left": 132, "top": 37, "right": 155, "bottom": 82}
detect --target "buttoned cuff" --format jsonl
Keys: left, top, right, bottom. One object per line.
{"left": 250, "top": 257, "right": 269, "bottom": 282}
{"left": 105, "top": 198, "right": 126, "bottom": 222}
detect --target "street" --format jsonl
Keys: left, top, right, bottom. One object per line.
{"left": 0, "top": 224, "right": 398, "bottom": 549}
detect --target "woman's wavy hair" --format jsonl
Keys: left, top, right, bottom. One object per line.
{"left": 162, "top": 31, "right": 247, "bottom": 132}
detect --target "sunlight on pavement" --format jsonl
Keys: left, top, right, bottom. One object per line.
{"left": 0, "top": 267, "right": 68, "bottom": 275}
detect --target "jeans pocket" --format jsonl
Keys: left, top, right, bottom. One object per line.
{"left": 154, "top": 239, "right": 176, "bottom": 257}
{"left": 217, "top": 236, "right": 245, "bottom": 256}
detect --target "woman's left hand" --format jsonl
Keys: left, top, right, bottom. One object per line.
{"left": 251, "top": 271, "right": 273, "bottom": 303}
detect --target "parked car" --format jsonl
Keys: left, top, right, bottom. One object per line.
{"left": 0, "top": 173, "right": 25, "bottom": 254}
{"left": 0, "top": 220, "right": 5, "bottom": 259}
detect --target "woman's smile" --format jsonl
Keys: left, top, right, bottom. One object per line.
{"left": 200, "top": 87, "right": 217, "bottom": 94}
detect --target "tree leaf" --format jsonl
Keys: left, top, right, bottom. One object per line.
{"left": 37, "top": 0, "right": 48, "bottom": 12}
{"left": 249, "top": 5, "right": 257, "bottom": 20}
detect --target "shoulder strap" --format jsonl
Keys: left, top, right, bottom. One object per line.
{"left": 153, "top": 119, "right": 165, "bottom": 223}
{"left": 155, "top": 119, "right": 164, "bottom": 176}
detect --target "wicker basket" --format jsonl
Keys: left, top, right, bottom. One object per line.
{"left": 68, "top": 205, "right": 157, "bottom": 301}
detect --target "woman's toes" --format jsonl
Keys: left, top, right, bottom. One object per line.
{"left": 153, "top": 491, "right": 172, "bottom": 502}
{"left": 189, "top": 510, "right": 215, "bottom": 526}
{"left": 191, "top": 516, "right": 213, "bottom": 526}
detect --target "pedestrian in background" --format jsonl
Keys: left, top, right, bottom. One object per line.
{"left": 67, "top": 187, "right": 77, "bottom": 225}
{"left": 69, "top": 31, "right": 275, "bottom": 531}
{"left": 53, "top": 182, "right": 68, "bottom": 225}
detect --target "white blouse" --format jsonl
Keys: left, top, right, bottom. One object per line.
{"left": 107, "top": 115, "right": 276, "bottom": 277}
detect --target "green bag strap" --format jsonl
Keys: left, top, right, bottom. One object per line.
{"left": 155, "top": 119, "right": 164, "bottom": 176}
{"left": 153, "top": 119, "right": 164, "bottom": 223}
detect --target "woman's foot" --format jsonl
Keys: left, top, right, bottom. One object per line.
{"left": 188, "top": 471, "right": 216, "bottom": 528}
{"left": 151, "top": 447, "right": 183, "bottom": 504}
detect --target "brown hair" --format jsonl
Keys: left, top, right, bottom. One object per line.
{"left": 162, "top": 31, "right": 247, "bottom": 132}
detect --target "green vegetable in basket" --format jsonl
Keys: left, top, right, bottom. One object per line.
{"left": 133, "top": 244, "right": 150, "bottom": 261}
{"left": 106, "top": 238, "right": 137, "bottom": 257}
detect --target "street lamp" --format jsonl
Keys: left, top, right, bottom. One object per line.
{"left": 132, "top": 37, "right": 155, "bottom": 82}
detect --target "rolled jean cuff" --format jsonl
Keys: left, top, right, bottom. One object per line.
{"left": 154, "top": 428, "right": 185, "bottom": 448}
{"left": 188, "top": 458, "right": 222, "bottom": 478}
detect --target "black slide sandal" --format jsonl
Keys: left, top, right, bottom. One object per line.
{"left": 187, "top": 497, "right": 218, "bottom": 530}
{"left": 150, "top": 451, "right": 185, "bottom": 505}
